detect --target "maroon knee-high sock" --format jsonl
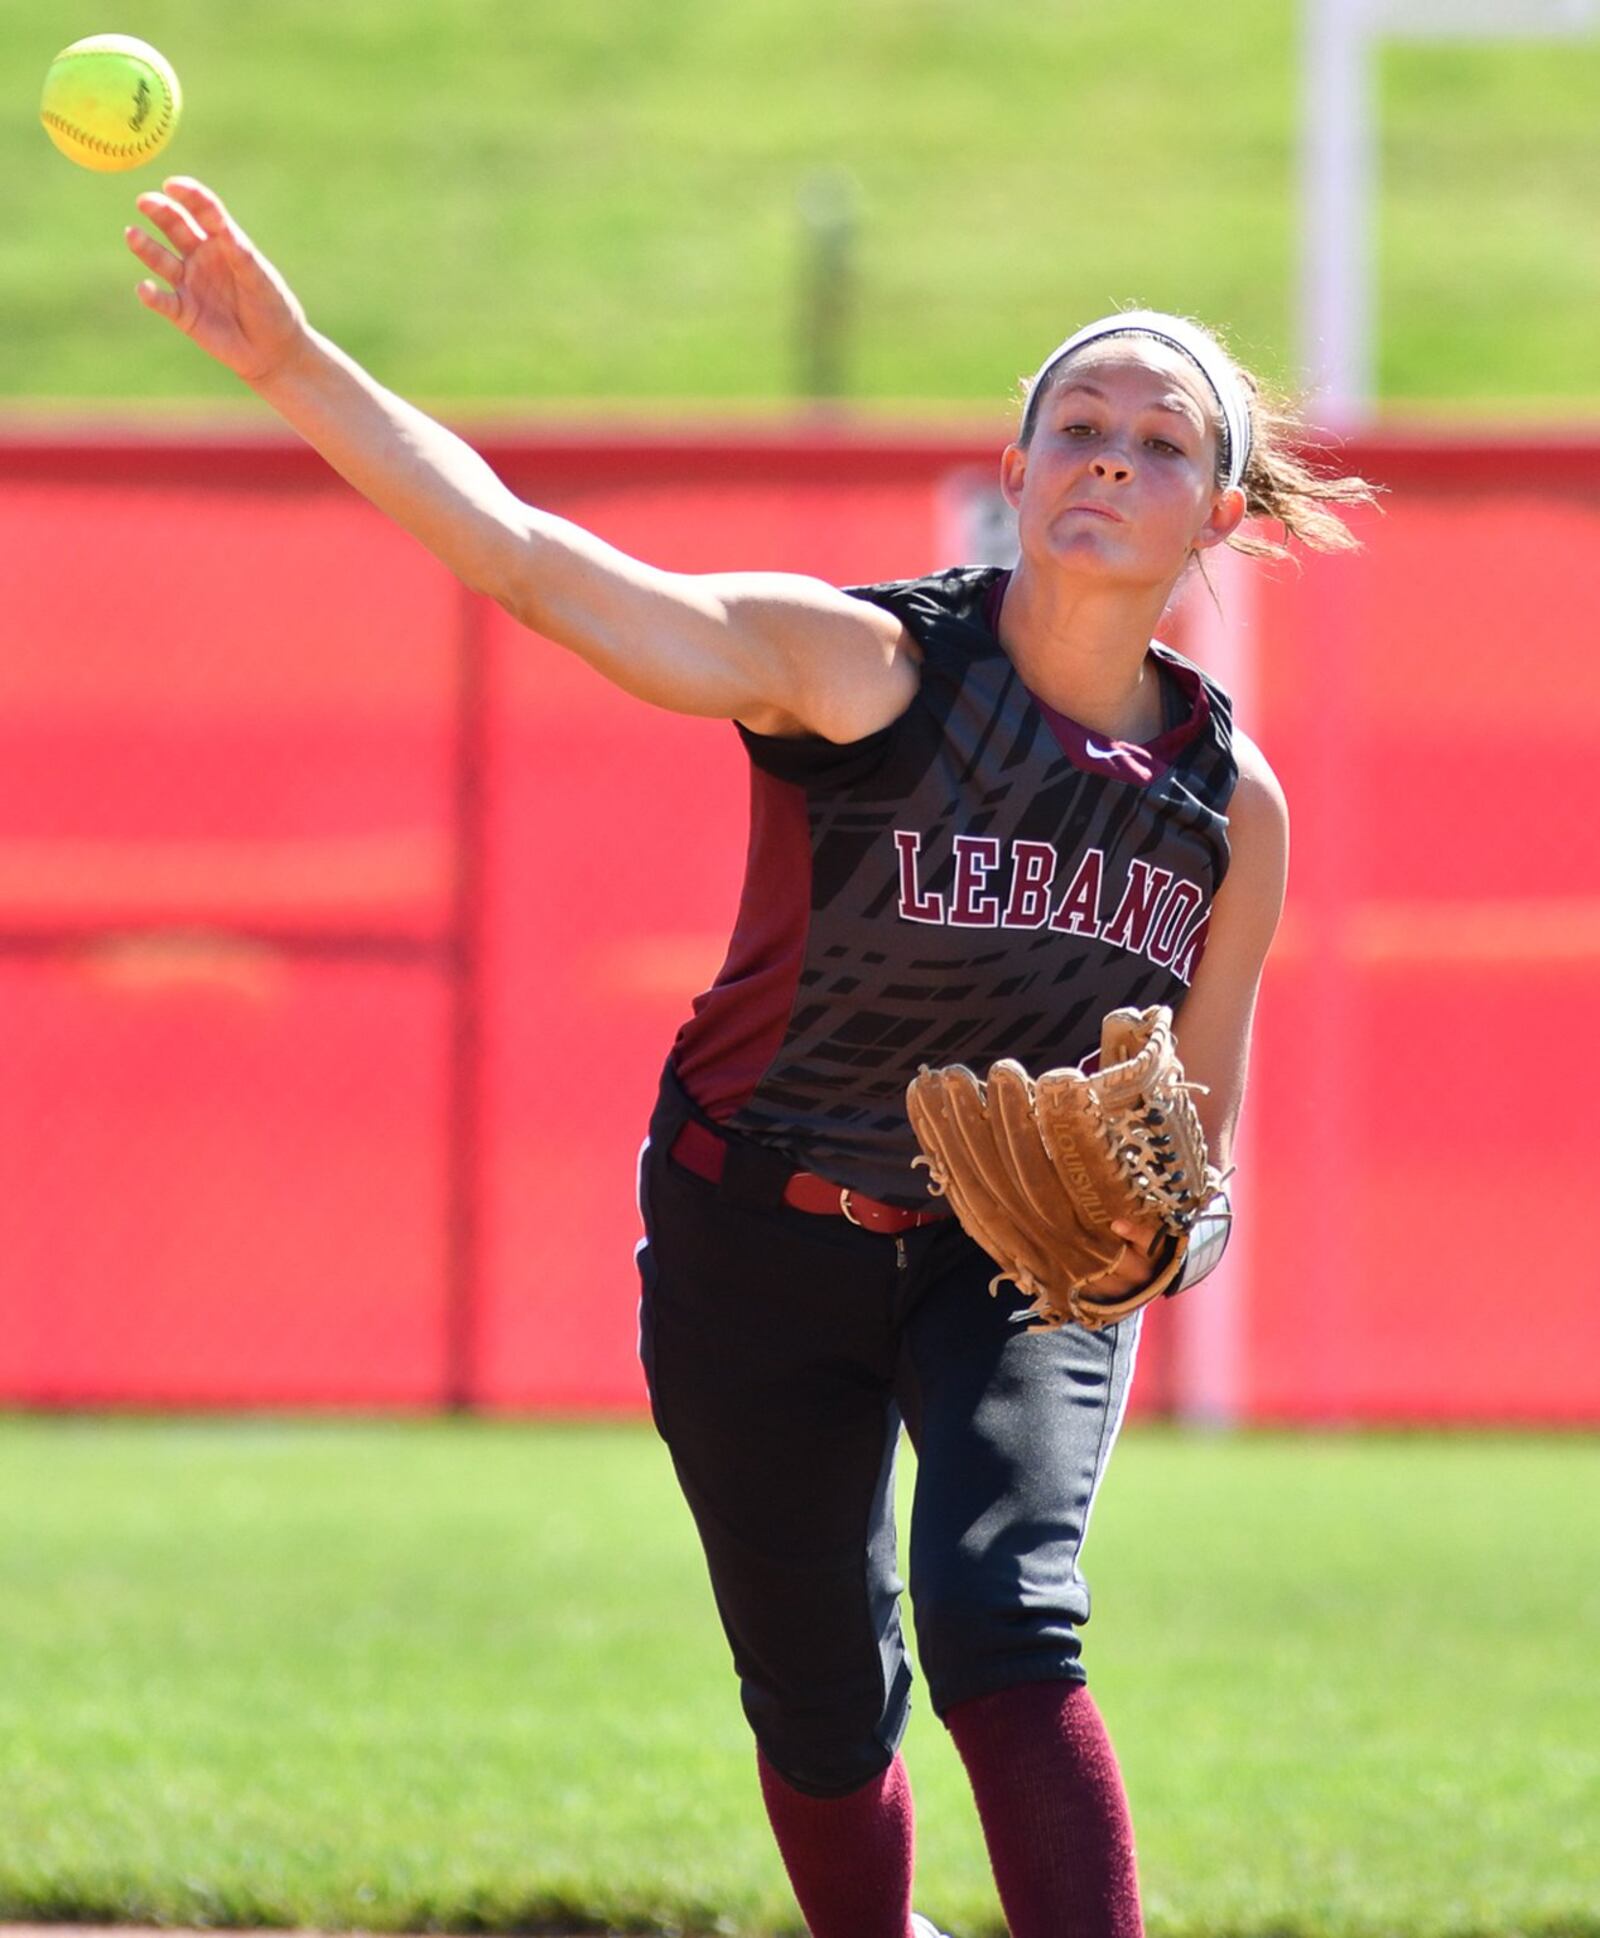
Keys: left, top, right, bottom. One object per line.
{"left": 946, "top": 1680, "right": 1142, "bottom": 1938}
{"left": 756, "top": 1747, "right": 916, "bottom": 1938}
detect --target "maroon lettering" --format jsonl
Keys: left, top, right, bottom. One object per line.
{"left": 1049, "top": 848, "right": 1106, "bottom": 937}
{"left": 897, "top": 830, "right": 1204, "bottom": 956}
{"left": 1171, "top": 909, "right": 1211, "bottom": 986}
{"left": 949, "top": 835, "right": 1003, "bottom": 926}
{"left": 1101, "top": 860, "right": 1175, "bottom": 953}
{"left": 1147, "top": 879, "right": 1202, "bottom": 966}
{"left": 1002, "top": 840, "right": 1058, "bottom": 929}
{"left": 894, "top": 830, "right": 945, "bottom": 923}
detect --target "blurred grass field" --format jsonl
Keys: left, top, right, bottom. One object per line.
{"left": 6, "top": 0, "right": 1600, "bottom": 413}
{"left": 1, "top": 1418, "right": 1596, "bottom": 1938}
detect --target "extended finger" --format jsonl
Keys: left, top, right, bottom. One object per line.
{"left": 134, "top": 191, "right": 206, "bottom": 256}
{"left": 160, "top": 176, "right": 235, "bottom": 242}
{"left": 125, "top": 223, "right": 185, "bottom": 288}
{"left": 134, "top": 277, "right": 181, "bottom": 321}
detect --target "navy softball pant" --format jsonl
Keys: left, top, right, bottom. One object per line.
{"left": 636, "top": 1061, "right": 1143, "bottom": 1799}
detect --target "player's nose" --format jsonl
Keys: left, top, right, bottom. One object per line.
{"left": 1090, "top": 447, "right": 1133, "bottom": 482}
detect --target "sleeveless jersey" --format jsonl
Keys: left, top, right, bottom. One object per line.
{"left": 670, "top": 564, "right": 1238, "bottom": 1205}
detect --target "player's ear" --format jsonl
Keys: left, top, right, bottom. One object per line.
{"left": 1000, "top": 441, "right": 1028, "bottom": 512}
{"left": 1192, "top": 483, "right": 1247, "bottom": 553}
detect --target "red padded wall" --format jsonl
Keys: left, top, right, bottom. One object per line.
{"left": 1, "top": 428, "right": 1595, "bottom": 1419}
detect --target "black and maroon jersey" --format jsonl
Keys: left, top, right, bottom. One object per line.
{"left": 670, "top": 564, "right": 1238, "bottom": 1205}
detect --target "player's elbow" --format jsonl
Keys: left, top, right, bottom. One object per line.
{"left": 457, "top": 510, "right": 543, "bottom": 615}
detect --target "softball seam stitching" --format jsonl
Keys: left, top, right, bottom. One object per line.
{"left": 41, "top": 54, "right": 176, "bottom": 161}
{"left": 41, "top": 104, "right": 175, "bottom": 160}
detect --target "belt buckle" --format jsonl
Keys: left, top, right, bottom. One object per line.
{"left": 839, "top": 1188, "right": 865, "bottom": 1227}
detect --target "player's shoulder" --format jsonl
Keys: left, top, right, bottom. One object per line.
{"left": 1222, "top": 725, "right": 1289, "bottom": 892}
{"left": 704, "top": 567, "right": 904, "bottom": 638}
{"left": 1229, "top": 725, "right": 1288, "bottom": 820}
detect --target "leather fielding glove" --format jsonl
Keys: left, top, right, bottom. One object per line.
{"left": 905, "top": 1004, "right": 1229, "bottom": 1331}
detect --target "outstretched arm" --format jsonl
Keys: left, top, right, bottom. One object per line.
{"left": 126, "top": 177, "right": 915, "bottom": 739}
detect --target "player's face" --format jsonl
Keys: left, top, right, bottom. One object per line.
{"left": 1000, "top": 342, "right": 1242, "bottom": 590}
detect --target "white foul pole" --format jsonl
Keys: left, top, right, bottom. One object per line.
{"left": 1297, "top": 0, "right": 1597, "bottom": 427}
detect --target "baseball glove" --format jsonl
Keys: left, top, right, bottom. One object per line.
{"left": 905, "top": 1004, "right": 1228, "bottom": 1331}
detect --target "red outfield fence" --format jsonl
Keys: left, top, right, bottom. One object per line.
{"left": 1, "top": 424, "right": 1595, "bottom": 1423}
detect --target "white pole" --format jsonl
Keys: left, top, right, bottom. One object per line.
{"left": 1299, "top": 0, "right": 1375, "bottom": 428}
{"left": 1297, "top": 0, "right": 1596, "bottom": 425}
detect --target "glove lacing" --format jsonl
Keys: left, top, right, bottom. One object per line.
{"left": 1103, "top": 1076, "right": 1223, "bottom": 1234}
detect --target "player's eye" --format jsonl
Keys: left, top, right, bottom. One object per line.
{"left": 1148, "top": 438, "right": 1184, "bottom": 455}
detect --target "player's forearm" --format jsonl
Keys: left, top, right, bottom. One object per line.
{"left": 251, "top": 328, "right": 535, "bottom": 603}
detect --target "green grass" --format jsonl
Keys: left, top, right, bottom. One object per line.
{"left": 0, "top": 1419, "right": 1595, "bottom": 1936}
{"left": 6, "top": 0, "right": 1600, "bottom": 412}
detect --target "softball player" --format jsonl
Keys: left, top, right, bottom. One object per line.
{"left": 127, "top": 178, "right": 1373, "bottom": 1938}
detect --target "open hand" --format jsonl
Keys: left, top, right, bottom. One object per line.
{"left": 125, "top": 176, "right": 309, "bottom": 386}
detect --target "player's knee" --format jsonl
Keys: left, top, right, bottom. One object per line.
{"left": 752, "top": 1727, "right": 898, "bottom": 1799}
{"left": 740, "top": 1658, "right": 912, "bottom": 1798}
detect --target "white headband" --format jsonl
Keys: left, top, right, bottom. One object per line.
{"left": 1022, "top": 309, "right": 1253, "bottom": 492}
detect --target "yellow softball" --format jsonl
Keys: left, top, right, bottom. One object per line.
{"left": 40, "top": 34, "right": 181, "bottom": 173}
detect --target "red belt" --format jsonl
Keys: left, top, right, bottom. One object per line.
{"left": 668, "top": 1120, "right": 947, "bottom": 1236}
